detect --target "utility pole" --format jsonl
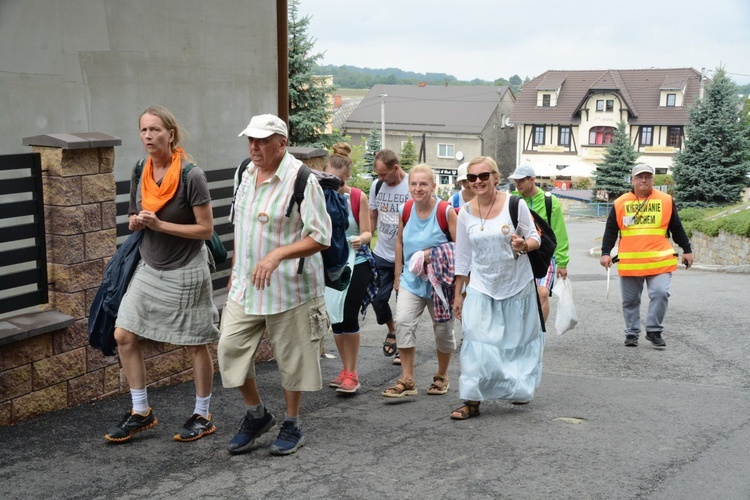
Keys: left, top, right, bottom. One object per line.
{"left": 699, "top": 67, "right": 706, "bottom": 100}
{"left": 380, "top": 94, "right": 387, "bottom": 148}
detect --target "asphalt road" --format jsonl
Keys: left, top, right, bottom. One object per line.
{"left": 2, "top": 219, "right": 750, "bottom": 499}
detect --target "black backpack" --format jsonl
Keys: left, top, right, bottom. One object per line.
{"left": 509, "top": 195, "right": 557, "bottom": 279}
{"left": 231, "top": 159, "right": 351, "bottom": 289}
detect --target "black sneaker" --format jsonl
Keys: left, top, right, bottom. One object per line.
{"left": 646, "top": 331, "right": 666, "bottom": 348}
{"left": 227, "top": 408, "right": 275, "bottom": 455}
{"left": 105, "top": 408, "right": 158, "bottom": 443}
{"left": 269, "top": 421, "right": 306, "bottom": 456}
{"left": 624, "top": 335, "right": 638, "bottom": 347}
{"left": 174, "top": 413, "right": 217, "bottom": 442}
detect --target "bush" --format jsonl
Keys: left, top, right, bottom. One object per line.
{"left": 680, "top": 204, "right": 750, "bottom": 237}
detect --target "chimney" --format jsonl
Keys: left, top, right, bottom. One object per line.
{"left": 333, "top": 95, "right": 343, "bottom": 109}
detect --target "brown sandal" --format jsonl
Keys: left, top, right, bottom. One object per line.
{"left": 450, "top": 400, "right": 480, "bottom": 420}
{"left": 381, "top": 379, "right": 417, "bottom": 398}
{"left": 427, "top": 374, "right": 450, "bottom": 395}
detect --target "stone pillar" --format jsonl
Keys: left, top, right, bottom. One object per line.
{"left": 22, "top": 133, "right": 121, "bottom": 322}
{"left": 287, "top": 146, "right": 328, "bottom": 171}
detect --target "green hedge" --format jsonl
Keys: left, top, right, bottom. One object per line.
{"left": 680, "top": 203, "right": 750, "bottom": 237}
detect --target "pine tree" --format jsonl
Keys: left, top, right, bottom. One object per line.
{"left": 363, "top": 125, "right": 381, "bottom": 173}
{"left": 594, "top": 120, "right": 639, "bottom": 201}
{"left": 400, "top": 135, "right": 418, "bottom": 172}
{"left": 288, "top": 0, "right": 342, "bottom": 147}
{"left": 672, "top": 67, "right": 750, "bottom": 208}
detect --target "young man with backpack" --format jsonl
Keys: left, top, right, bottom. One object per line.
{"left": 509, "top": 165, "right": 570, "bottom": 322}
{"left": 218, "top": 114, "right": 332, "bottom": 457}
{"left": 369, "top": 149, "right": 410, "bottom": 365}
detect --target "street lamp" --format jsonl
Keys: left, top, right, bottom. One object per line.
{"left": 379, "top": 94, "right": 387, "bottom": 148}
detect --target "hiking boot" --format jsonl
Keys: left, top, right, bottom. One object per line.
{"left": 104, "top": 408, "right": 158, "bottom": 443}
{"left": 329, "top": 369, "right": 347, "bottom": 388}
{"left": 646, "top": 331, "right": 666, "bottom": 348}
{"left": 269, "top": 421, "right": 306, "bottom": 456}
{"left": 624, "top": 335, "right": 638, "bottom": 347}
{"left": 227, "top": 408, "right": 276, "bottom": 455}
{"left": 174, "top": 413, "right": 217, "bottom": 442}
{"left": 336, "top": 372, "right": 361, "bottom": 394}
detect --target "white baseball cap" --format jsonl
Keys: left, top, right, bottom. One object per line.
{"left": 456, "top": 162, "right": 469, "bottom": 182}
{"left": 508, "top": 165, "right": 536, "bottom": 179}
{"left": 631, "top": 164, "right": 655, "bottom": 176}
{"left": 238, "top": 114, "right": 288, "bottom": 139}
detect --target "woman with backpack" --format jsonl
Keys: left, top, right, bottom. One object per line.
{"left": 381, "top": 164, "right": 458, "bottom": 398}
{"left": 324, "top": 143, "right": 377, "bottom": 395}
{"left": 104, "top": 105, "right": 220, "bottom": 443}
{"left": 450, "top": 156, "right": 543, "bottom": 420}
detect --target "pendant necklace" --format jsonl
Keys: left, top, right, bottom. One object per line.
{"left": 478, "top": 191, "right": 497, "bottom": 231}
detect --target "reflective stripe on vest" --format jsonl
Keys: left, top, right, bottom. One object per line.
{"left": 614, "top": 190, "right": 677, "bottom": 276}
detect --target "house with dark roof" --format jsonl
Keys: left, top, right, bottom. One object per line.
{"left": 342, "top": 84, "right": 516, "bottom": 188}
{"left": 510, "top": 68, "right": 704, "bottom": 175}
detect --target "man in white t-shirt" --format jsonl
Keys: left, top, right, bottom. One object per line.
{"left": 369, "top": 149, "right": 410, "bottom": 365}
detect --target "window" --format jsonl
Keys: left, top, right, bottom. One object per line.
{"left": 440, "top": 175, "right": 450, "bottom": 185}
{"left": 588, "top": 126, "right": 615, "bottom": 145}
{"left": 606, "top": 100, "right": 614, "bottom": 112}
{"left": 667, "top": 126, "right": 682, "bottom": 147}
{"left": 640, "top": 126, "right": 653, "bottom": 146}
{"left": 542, "top": 94, "right": 551, "bottom": 107}
{"left": 666, "top": 94, "right": 676, "bottom": 107}
{"left": 596, "top": 100, "right": 604, "bottom": 111}
{"left": 437, "top": 143, "right": 455, "bottom": 158}
{"left": 533, "top": 125, "right": 545, "bottom": 146}
{"left": 558, "top": 126, "right": 571, "bottom": 146}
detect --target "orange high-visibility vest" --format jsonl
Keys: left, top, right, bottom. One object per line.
{"left": 614, "top": 189, "right": 678, "bottom": 276}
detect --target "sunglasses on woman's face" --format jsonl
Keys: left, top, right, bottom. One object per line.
{"left": 466, "top": 172, "right": 492, "bottom": 183}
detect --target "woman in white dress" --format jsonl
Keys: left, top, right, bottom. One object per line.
{"left": 451, "top": 156, "right": 543, "bottom": 420}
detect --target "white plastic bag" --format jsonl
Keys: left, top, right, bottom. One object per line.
{"left": 552, "top": 278, "right": 578, "bottom": 335}
{"left": 324, "top": 245, "right": 357, "bottom": 324}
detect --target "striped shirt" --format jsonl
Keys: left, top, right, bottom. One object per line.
{"left": 229, "top": 152, "right": 332, "bottom": 315}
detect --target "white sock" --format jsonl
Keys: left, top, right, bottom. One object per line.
{"left": 194, "top": 394, "right": 212, "bottom": 418}
{"left": 130, "top": 388, "right": 148, "bottom": 414}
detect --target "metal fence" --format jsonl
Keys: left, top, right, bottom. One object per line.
{"left": 0, "top": 153, "right": 48, "bottom": 314}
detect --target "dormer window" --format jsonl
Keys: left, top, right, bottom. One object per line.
{"left": 542, "top": 94, "right": 551, "bottom": 107}
{"left": 666, "top": 93, "right": 676, "bottom": 107}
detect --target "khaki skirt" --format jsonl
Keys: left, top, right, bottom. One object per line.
{"left": 116, "top": 245, "right": 220, "bottom": 345}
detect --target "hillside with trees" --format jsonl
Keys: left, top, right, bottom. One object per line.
{"left": 314, "top": 64, "right": 528, "bottom": 92}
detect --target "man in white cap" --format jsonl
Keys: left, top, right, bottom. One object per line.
{"left": 600, "top": 163, "right": 693, "bottom": 348}
{"left": 449, "top": 162, "right": 475, "bottom": 210}
{"left": 509, "top": 164, "right": 570, "bottom": 322}
{"left": 218, "top": 113, "right": 332, "bottom": 456}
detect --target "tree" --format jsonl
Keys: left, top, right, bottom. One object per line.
{"left": 288, "top": 0, "right": 342, "bottom": 147}
{"left": 347, "top": 139, "right": 372, "bottom": 193}
{"left": 594, "top": 120, "right": 639, "bottom": 201}
{"left": 363, "top": 124, "right": 381, "bottom": 173}
{"left": 673, "top": 67, "right": 750, "bottom": 208}
{"left": 400, "top": 135, "right": 418, "bottom": 172}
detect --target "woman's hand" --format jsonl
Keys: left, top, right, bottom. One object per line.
{"left": 350, "top": 236, "right": 362, "bottom": 250}
{"left": 453, "top": 294, "right": 464, "bottom": 321}
{"left": 135, "top": 210, "right": 162, "bottom": 232}
{"left": 128, "top": 214, "right": 145, "bottom": 231}
{"left": 423, "top": 249, "right": 431, "bottom": 264}
{"left": 393, "top": 274, "right": 400, "bottom": 293}
{"left": 510, "top": 234, "right": 528, "bottom": 253}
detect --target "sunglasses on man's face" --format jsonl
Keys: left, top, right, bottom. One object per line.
{"left": 466, "top": 172, "right": 492, "bottom": 183}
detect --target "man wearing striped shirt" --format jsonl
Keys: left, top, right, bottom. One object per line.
{"left": 218, "top": 114, "right": 332, "bottom": 456}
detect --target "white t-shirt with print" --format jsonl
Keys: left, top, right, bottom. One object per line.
{"left": 368, "top": 176, "right": 410, "bottom": 262}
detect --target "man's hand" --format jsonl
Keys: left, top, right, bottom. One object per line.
{"left": 453, "top": 294, "right": 463, "bottom": 321}
{"left": 682, "top": 252, "right": 694, "bottom": 269}
{"left": 600, "top": 255, "right": 613, "bottom": 269}
{"left": 251, "top": 249, "right": 282, "bottom": 290}
{"left": 557, "top": 267, "right": 568, "bottom": 279}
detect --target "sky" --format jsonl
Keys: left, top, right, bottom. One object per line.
{"left": 298, "top": 0, "right": 750, "bottom": 86}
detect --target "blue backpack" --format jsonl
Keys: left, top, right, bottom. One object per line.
{"left": 286, "top": 165, "right": 351, "bottom": 289}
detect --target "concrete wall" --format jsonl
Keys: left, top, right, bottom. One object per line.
{"left": 0, "top": 0, "right": 280, "bottom": 180}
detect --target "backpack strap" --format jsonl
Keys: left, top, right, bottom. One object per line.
{"left": 436, "top": 200, "right": 451, "bottom": 241}
{"left": 230, "top": 158, "right": 253, "bottom": 216}
{"left": 374, "top": 179, "right": 384, "bottom": 198}
{"left": 401, "top": 198, "right": 415, "bottom": 225}
{"left": 350, "top": 187, "right": 361, "bottom": 226}
{"left": 544, "top": 192, "right": 553, "bottom": 225}
{"left": 286, "top": 164, "right": 312, "bottom": 217}
{"left": 509, "top": 194, "right": 520, "bottom": 229}
{"left": 451, "top": 192, "right": 460, "bottom": 209}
